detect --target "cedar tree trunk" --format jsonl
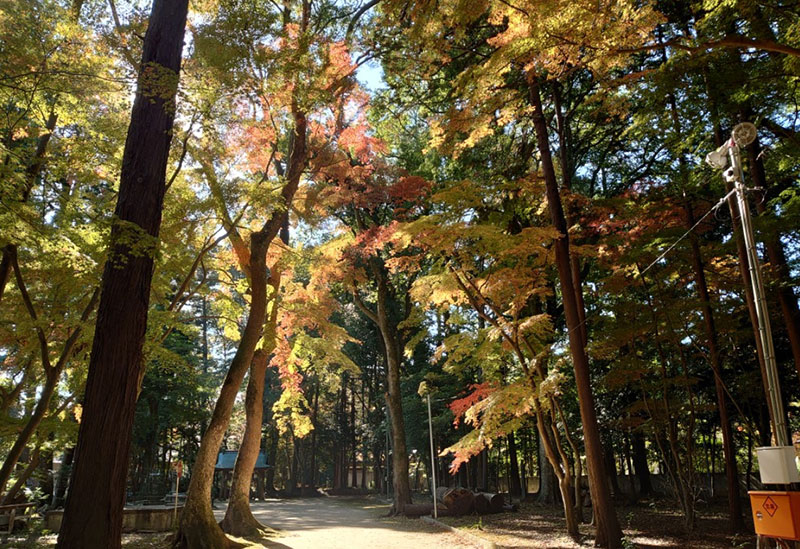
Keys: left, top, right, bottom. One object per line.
{"left": 56, "top": 3, "right": 188, "bottom": 542}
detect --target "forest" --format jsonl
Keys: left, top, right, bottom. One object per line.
{"left": 1, "top": 0, "right": 799, "bottom": 548}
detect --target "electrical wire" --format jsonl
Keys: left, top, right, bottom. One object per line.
{"left": 634, "top": 188, "right": 737, "bottom": 282}
{"left": 566, "top": 187, "right": 737, "bottom": 338}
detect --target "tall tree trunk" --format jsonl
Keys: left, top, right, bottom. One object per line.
{"left": 745, "top": 136, "right": 800, "bottom": 378}
{"left": 56, "top": 1, "right": 189, "bottom": 546}
{"left": 219, "top": 351, "right": 269, "bottom": 537}
{"left": 685, "top": 205, "right": 743, "bottom": 530}
{"left": 222, "top": 217, "right": 287, "bottom": 536}
{"left": 174, "top": 232, "right": 269, "bottom": 549}
{"left": 352, "top": 270, "right": 412, "bottom": 514}
{"left": 378, "top": 301, "right": 412, "bottom": 512}
{"left": 528, "top": 78, "right": 622, "bottom": 549}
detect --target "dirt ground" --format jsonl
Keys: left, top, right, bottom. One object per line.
{"left": 2, "top": 496, "right": 760, "bottom": 548}
{"left": 212, "top": 496, "right": 480, "bottom": 548}
{"left": 437, "top": 499, "right": 757, "bottom": 549}
{"left": 2, "top": 496, "right": 479, "bottom": 548}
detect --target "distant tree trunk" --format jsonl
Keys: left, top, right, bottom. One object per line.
{"left": 288, "top": 437, "right": 300, "bottom": 495}
{"left": 684, "top": 204, "right": 743, "bottom": 530}
{"left": 220, "top": 350, "right": 269, "bottom": 537}
{"left": 479, "top": 448, "right": 489, "bottom": 492}
{"left": 536, "top": 431, "right": 559, "bottom": 505}
{"left": 528, "top": 77, "right": 622, "bottom": 549}
{"left": 352, "top": 269, "right": 412, "bottom": 515}
{"left": 373, "top": 442, "right": 382, "bottom": 493}
{"left": 631, "top": 433, "right": 652, "bottom": 497}
{"left": 52, "top": 446, "right": 74, "bottom": 508}
{"left": 604, "top": 446, "right": 620, "bottom": 498}
{"left": 265, "top": 429, "right": 278, "bottom": 495}
{"left": 308, "top": 380, "right": 320, "bottom": 488}
{"left": 350, "top": 383, "right": 357, "bottom": 488}
{"left": 360, "top": 381, "right": 367, "bottom": 490}
{"left": 56, "top": 1, "right": 188, "bottom": 546}
{"left": 507, "top": 433, "right": 522, "bottom": 500}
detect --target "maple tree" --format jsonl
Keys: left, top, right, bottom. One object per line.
{"left": 1, "top": 0, "right": 799, "bottom": 547}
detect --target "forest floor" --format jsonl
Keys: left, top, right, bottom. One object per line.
{"left": 436, "top": 498, "right": 756, "bottom": 548}
{"left": 1, "top": 495, "right": 758, "bottom": 548}
{"left": 0, "top": 496, "right": 478, "bottom": 548}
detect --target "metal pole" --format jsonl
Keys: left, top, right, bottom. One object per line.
{"left": 728, "top": 143, "right": 788, "bottom": 446}
{"left": 427, "top": 394, "right": 438, "bottom": 518}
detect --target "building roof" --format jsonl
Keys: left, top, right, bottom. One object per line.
{"left": 214, "top": 449, "right": 269, "bottom": 470}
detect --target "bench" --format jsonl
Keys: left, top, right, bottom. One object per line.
{"left": 0, "top": 502, "right": 36, "bottom": 534}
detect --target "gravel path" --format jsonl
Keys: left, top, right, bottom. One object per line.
{"left": 213, "top": 497, "right": 480, "bottom": 549}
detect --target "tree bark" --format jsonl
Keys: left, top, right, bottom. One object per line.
{"left": 685, "top": 205, "right": 743, "bottom": 530}
{"left": 173, "top": 232, "right": 270, "bottom": 549}
{"left": 745, "top": 136, "right": 800, "bottom": 379}
{"left": 222, "top": 217, "right": 287, "bottom": 536}
{"left": 631, "top": 433, "right": 652, "bottom": 497}
{"left": 536, "top": 424, "right": 559, "bottom": 505}
{"left": 56, "top": 2, "right": 189, "bottom": 546}
{"left": 220, "top": 351, "right": 270, "bottom": 537}
{"left": 528, "top": 77, "right": 622, "bottom": 549}
{"left": 352, "top": 269, "right": 412, "bottom": 514}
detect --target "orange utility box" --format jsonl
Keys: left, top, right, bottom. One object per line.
{"left": 749, "top": 491, "right": 800, "bottom": 541}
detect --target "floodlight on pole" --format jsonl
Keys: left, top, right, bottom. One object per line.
{"left": 706, "top": 122, "right": 788, "bottom": 448}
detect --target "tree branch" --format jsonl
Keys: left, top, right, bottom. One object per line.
{"left": 11, "top": 252, "right": 51, "bottom": 372}
{"left": 107, "top": 0, "right": 140, "bottom": 70}
{"left": 351, "top": 281, "right": 379, "bottom": 325}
